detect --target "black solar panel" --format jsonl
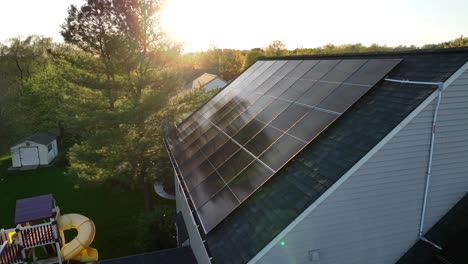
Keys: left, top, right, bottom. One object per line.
{"left": 168, "top": 58, "right": 402, "bottom": 233}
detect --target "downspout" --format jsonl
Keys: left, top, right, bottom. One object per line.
{"left": 418, "top": 82, "right": 444, "bottom": 250}
{"left": 384, "top": 78, "right": 444, "bottom": 250}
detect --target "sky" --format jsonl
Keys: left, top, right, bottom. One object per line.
{"left": 1, "top": 0, "right": 467, "bottom": 53}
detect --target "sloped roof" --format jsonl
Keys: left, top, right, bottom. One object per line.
{"left": 182, "top": 73, "right": 226, "bottom": 91}
{"left": 13, "top": 132, "right": 56, "bottom": 146}
{"left": 168, "top": 48, "right": 468, "bottom": 263}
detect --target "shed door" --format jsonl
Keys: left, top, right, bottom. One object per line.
{"left": 20, "top": 147, "right": 40, "bottom": 166}
{"left": 11, "top": 149, "right": 21, "bottom": 167}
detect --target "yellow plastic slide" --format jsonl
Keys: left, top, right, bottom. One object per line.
{"left": 57, "top": 214, "right": 98, "bottom": 262}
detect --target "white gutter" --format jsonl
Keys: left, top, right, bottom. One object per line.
{"left": 163, "top": 138, "right": 213, "bottom": 263}
{"left": 383, "top": 78, "right": 442, "bottom": 86}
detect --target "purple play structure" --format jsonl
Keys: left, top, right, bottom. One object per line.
{"left": 0, "top": 194, "right": 62, "bottom": 264}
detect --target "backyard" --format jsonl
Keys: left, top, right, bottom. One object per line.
{"left": 0, "top": 154, "right": 176, "bottom": 260}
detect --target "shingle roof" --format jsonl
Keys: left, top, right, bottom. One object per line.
{"left": 198, "top": 49, "right": 468, "bottom": 263}
{"left": 14, "top": 132, "right": 56, "bottom": 146}
{"left": 182, "top": 73, "right": 226, "bottom": 91}
{"left": 97, "top": 247, "right": 197, "bottom": 264}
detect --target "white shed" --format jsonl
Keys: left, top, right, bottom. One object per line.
{"left": 10, "top": 133, "right": 58, "bottom": 168}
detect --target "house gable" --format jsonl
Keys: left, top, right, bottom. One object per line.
{"left": 251, "top": 62, "right": 468, "bottom": 264}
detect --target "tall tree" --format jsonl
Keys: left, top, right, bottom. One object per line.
{"left": 243, "top": 48, "right": 264, "bottom": 69}
{"left": 218, "top": 49, "right": 244, "bottom": 81}
{"left": 61, "top": 0, "right": 182, "bottom": 210}
{"left": 61, "top": 0, "right": 124, "bottom": 109}
{"left": 265, "top": 40, "right": 288, "bottom": 56}
{"left": 0, "top": 36, "right": 59, "bottom": 150}
{"left": 114, "top": 0, "right": 181, "bottom": 104}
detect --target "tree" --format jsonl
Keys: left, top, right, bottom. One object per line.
{"left": 61, "top": 0, "right": 125, "bottom": 109}
{"left": 243, "top": 48, "right": 264, "bottom": 69}
{"left": 61, "top": 0, "right": 182, "bottom": 210}
{"left": 265, "top": 40, "right": 288, "bottom": 56}
{"left": 113, "top": 0, "right": 182, "bottom": 104}
{"left": 218, "top": 49, "right": 244, "bottom": 81}
{"left": 0, "top": 36, "right": 62, "bottom": 150}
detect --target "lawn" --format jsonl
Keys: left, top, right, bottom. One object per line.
{"left": 0, "top": 154, "right": 175, "bottom": 260}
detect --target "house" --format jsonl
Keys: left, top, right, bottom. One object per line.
{"left": 164, "top": 47, "right": 468, "bottom": 264}
{"left": 182, "top": 73, "right": 227, "bottom": 92}
{"left": 10, "top": 132, "right": 58, "bottom": 168}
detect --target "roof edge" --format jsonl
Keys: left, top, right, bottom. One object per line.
{"left": 259, "top": 47, "right": 468, "bottom": 60}
{"left": 204, "top": 76, "right": 227, "bottom": 87}
{"left": 11, "top": 132, "right": 57, "bottom": 147}
{"left": 247, "top": 60, "right": 468, "bottom": 263}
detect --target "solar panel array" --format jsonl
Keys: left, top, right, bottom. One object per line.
{"left": 168, "top": 58, "right": 402, "bottom": 233}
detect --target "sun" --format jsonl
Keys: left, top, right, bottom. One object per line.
{"left": 159, "top": 1, "right": 194, "bottom": 42}
{"left": 159, "top": 0, "right": 214, "bottom": 52}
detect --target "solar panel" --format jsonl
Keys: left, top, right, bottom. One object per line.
{"left": 244, "top": 126, "right": 283, "bottom": 156}
{"left": 228, "top": 161, "right": 272, "bottom": 201}
{"left": 168, "top": 58, "right": 402, "bottom": 233}
{"left": 217, "top": 149, "right": 255, "bottom": 182}
{"left": 287, "top": 110, "right": 338, "bottom": 142}
{"left": 190, "top": 171, "right": 225, "bottom": 208}
{"left": 196, "top": 186, "right": 240, "bottom": 234}
{"left": 269, "top": 104, "right": 309, "bottom": 131}
{"left": 265, "top": 60, "right": 319, "bottom": 97}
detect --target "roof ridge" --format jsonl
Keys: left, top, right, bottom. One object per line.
{"left": 260, "top": 46, "right": 468, "bottom": 60}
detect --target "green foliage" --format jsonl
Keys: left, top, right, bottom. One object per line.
{"left": 164, "top": 87, "right": 220, "bottom": 124}
{"left": 423, "top": 35, "right": 468, "bottom": 49}
{"left": 265, "top": 40, "right": 289, "bottom": 56}
{"left": 243, "top": 48, "right": 264, "bottom": 69}
{"left": 0, "top": 36, "right": 58, "bottom": 150}
{"left": 133, "top": 206, "right": 177, "bottom": 252}
{"left": 218, "top": 49, "right": 244, "bottom": 81}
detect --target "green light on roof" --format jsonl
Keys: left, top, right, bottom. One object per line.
{"left": 280, "top": 241, "right": 286, "bottom": 246}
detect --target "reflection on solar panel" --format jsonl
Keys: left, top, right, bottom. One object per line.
{"left": 168, "top": 58, "right": 402, "bottom": 233}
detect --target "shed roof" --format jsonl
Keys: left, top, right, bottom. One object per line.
{"left": 182, "top": 73, "right": 226, "bottom": 91}
{"left": 167, "top": 48, "right": 468, "bottom": 263}
{"left": 13, "top": 132, "right": 56, "bottom": 147}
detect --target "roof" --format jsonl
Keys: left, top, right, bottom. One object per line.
{"left": 167, "top": 48, "right": 468, "bottom": 263}
{"left": 97, "top": 247, "right": 197, "bottom": 264}
{"left": 182, "top": 73, "right": 226, "bottom": 91}
{"left": 15, "top": 194, "right": 54, "bottom": 224}
{"left": 13, "top": 132, "right": 56, "bottom": 146}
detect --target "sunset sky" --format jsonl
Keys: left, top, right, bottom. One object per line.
{"left": 1, "top": 0, "right": 467, "bottom": 53}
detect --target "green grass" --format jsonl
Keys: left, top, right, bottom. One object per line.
{"left": 0, "top": 154, "right": 175, "bottom": 260}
